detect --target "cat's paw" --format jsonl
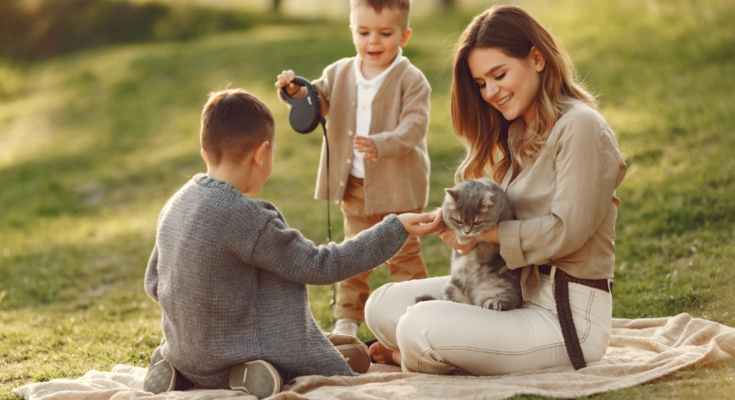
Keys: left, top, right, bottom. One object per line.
{"left": 482, "top": 299, "right": 503, "bottom": 311}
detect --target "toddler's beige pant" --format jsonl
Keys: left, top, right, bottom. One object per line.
{"left": 335, "top": 176, "right": 428, "bottom": 322}
{"left": 365, "top": 270, "right": 612, "bottom": 375}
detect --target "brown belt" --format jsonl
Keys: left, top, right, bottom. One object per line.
{"left": 538, "top": 265, "right": 613, "bottom": 293}
{"left": 538, "top": 265, "right": 613, "bottom": 370}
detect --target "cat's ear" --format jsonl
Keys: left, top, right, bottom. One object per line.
{"left": 480, "top": 192, "right": 495, "bottom": 212}
{"left": 444, "top": 188, "right": 459, "bottom": 210}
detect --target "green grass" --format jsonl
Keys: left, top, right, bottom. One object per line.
{"left": 1, "top": 0, "right": 735, "bottom": 398}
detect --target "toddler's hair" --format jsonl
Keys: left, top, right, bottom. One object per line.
{"left": 200, "top": 89, "right": 274, "bottom": 166}
{"left": 350, "top": 0, "right": 411, "bottom": 29}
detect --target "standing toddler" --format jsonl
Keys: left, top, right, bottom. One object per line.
{"left": 276, "top": 0, "right": 431, "bottom": 337}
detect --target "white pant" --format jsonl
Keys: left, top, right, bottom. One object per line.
{"left": 364, "top": 271, "right": 612, "bottom": 375}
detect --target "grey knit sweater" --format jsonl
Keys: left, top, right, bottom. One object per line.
{"left": 144, "top": 174, "right": 409, "bottom": 385}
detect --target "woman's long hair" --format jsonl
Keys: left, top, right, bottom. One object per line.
{"left": 451, "top": 5, "right": 596, "bottom": 183}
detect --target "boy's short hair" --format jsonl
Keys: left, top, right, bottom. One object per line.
{"left": 200, "top": 89, "right": 274, "bottom": 166}
{"left": 350, "top": 0, "right": 411, "bottom": 29}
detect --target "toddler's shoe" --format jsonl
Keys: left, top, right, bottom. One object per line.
{"left": 229, "top": 360, "right": 282, "bottom": 399}
{"left": 333, "top": 318, "right": 360, "bottom": 337}
{"left": 143, "top": 346, "right": 180, "bottom": 394}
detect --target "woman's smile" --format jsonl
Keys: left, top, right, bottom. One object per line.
{"left": 496, "top": 94, "right": 513, "bottom": 107}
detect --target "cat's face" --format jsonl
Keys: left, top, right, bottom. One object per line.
{"left": 443, "top": 180, "right": 504, "bottom": 245}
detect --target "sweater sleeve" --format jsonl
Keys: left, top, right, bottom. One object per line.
{"left": 498, "top": 111, "right": 625, "bottom": 269}
{"left": 311, "top": 67, "right": 333, "bottom": 117}
{"left": 144, "top": 244, "right": 160, "bottom": 303}
{"left": 247, "top": 214, "right": 408, "bottom": 285}
{"left": 370, "top": 70, "right": 431, "bottom": 159}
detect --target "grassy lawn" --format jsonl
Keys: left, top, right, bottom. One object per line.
{"left": 1, "top": 0, "right": 734, "bottom": 398}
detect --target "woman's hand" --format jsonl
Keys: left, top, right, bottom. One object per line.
{"left": 434, "top": 210, "right": 500, "bottom": 254}
{"left": 397, "top": 212, "right": 443, "bottom": 236}
{"left": 480, "top": 226, "right": 500, "bottom": 244}
{"left": 435, "top": 229, "right": 479, "bottom": 255}
{"left": 433, "top": 209, "right": 478, "bottom": 254}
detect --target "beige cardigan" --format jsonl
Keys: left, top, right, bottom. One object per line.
{"left": 497, "top": 100, "right": 627, "bottom": 300}
{"left": 279, "top": 57, "right": 431, "bottom": 215}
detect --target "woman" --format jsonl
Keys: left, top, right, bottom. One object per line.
{"left": 364, "top": 5, "right": 627, "bottom": 375}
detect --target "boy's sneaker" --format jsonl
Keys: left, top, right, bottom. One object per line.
{"left": 333, "top": 318, "right": 360, "bottom": 337}
{"left": 229, "top": 360, "right": 282, "bottom": 399}
{"left": 143, "top": 346, "right": 178, "bottom": 394}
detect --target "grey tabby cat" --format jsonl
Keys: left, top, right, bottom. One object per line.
{"left": 419, "top": 178, "right": 522, "bottom": 311}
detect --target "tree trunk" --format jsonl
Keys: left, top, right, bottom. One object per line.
{"left": 272, "top": 0, "right": 282, "bottom": 11}
{"left": 442, "top": 0, "right": 456, "bottom": 7}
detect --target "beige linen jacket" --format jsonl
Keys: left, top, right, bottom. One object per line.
{"left": 497, "top": 100, "right": 627, "bottom": 300}
{"left": 279, "top": 57, "right": 431, "bottom": 215}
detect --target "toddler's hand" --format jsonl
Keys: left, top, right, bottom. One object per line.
{"left": 397, "top": 212, "right": 442, "bottom": 236}
{"left": 275, "top": 70, "right": 300, "bottom": 96}
{"left": 353, "top": 137, "right": 378, "bottom": 160}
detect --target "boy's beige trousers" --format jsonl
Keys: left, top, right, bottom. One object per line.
{"left": 365, "top": 271, "right": 612, "bottom": 375}
{"left": 334, "top": 176, "right": 428, "bottom": 322}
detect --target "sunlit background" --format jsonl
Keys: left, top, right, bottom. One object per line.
{"left": 1, "top": 0, "right": 734, "bottom": 398}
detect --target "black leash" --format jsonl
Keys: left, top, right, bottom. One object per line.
{"left": 281, "top": 77, "right": 336, "bottom": 308}
{"left": 320, "top": 118, "right": 337, "bottom": 309}
{"left": 320, "top": 117, "right": 332, "bottom": 244}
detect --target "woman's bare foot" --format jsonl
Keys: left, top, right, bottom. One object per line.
{"left": 368, "top": 341, "right": 402, "bottom": 365}
{"left": 392, "top": 350, "right": 402, "bottom": 365}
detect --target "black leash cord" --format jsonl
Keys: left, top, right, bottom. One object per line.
{"left": 320, "top": 117, "right": 337, "bottom": 309}
{"left": 321, "top": 117, "right": 332, "bottom": 243}
{"left": 281, "top": 79, "right": 336, "bottom": 309}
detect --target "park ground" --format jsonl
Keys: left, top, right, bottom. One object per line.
{"left": 1, "top": 0, "right": 734, "bottom": 399}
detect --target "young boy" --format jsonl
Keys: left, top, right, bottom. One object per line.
{"left": 143, "top": 89, "right": 440, "bottom": 398}
{"left": 275, "top": 0, "right": 431, "bottom": 337}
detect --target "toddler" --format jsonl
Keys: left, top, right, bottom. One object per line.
{"left": 276, "top": 0, "right": 431, "bottom": 337}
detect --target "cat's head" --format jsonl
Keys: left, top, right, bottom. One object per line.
{"left": 442, "top": 179, "right": 506, "bottom": 245}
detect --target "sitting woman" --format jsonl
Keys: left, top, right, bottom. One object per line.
{"left": 364, "top": 4, "right": 627, "bottom": 375}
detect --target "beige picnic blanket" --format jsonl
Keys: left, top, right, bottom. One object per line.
{"left": 14, "top": 313, "right": 735, "bottom": 400}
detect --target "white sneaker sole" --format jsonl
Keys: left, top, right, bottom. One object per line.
{"left": 229, "top": 360, "right": 282, "bottom": 399}
{"left": 333, "top": 320, "right": 360, "bottom": 337}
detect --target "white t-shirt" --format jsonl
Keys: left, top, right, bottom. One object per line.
{"left": 350, "top": 47, "right": 405, "bottom": 178}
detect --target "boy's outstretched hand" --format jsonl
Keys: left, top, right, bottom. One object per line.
{"left": 397, "top": 212, "right": 443, "bottom": 236}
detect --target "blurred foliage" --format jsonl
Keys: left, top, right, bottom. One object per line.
{"left": 0, "top": 0, "right": 293, "bottom": 60}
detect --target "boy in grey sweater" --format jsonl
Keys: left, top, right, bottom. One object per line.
{"left": 142, "top": 89, "right": 440, "bottom": 398}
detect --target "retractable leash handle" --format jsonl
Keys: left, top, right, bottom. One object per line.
{"left": 280, "top": 77, "right": 330, "bottom": 240}
{"left": 282, "top": 77, "right": 337, "bottom": 308}
{"left": 281, "top": 76, "right": 325, "bottom": 134}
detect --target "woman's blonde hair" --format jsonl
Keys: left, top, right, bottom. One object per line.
{"left": 451, "top": 5, "right": 596, "bottom": 183}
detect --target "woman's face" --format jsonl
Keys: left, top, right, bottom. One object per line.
{"left": 467, "top": 46, "right": 545, "bottom": 124}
